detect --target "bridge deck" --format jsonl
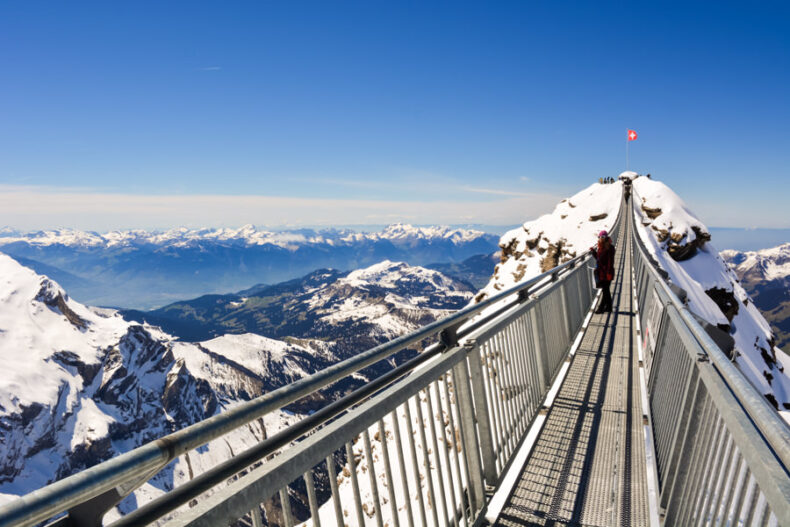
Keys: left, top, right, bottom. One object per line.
{"left": 495, "top": 221, "right": 649, "bottom": 526}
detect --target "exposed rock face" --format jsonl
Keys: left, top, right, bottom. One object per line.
{"left": 51, "top": 351, "right": 101, "bottom": 385}
{"left": 641, "top": 205, "right": 662, "bottom": 219}
{"left": 477, "top": 181, "right": 622, "bottom": 305}
{"left": 36, "top": 280, "right": 87, "bottom": 329}
{"left": 540, "top": 240, "right": 576, "bottom": 273}
{"left": 705, "top": 288, "right": 739, "bottom": 323}
{"left": 651, "top": 225, "right": 711, "bottom": 261}
{"left": 500, "top": 228, "right": 578, "bottom": 275}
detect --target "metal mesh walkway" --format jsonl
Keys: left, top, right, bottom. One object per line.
{"left": 495, "top": 219, "right": 649, "bottom": 527}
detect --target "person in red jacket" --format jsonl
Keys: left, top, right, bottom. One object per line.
{"left": 590, "top": 230, "right": 615, "bottom": 313}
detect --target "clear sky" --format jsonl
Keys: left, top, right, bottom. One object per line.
{"left": 1, "top": 1, "right": 788, "bottom": 230}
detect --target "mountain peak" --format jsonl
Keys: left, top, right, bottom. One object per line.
{"left": 477, "top": 176, "right": 790, "bottom": 419}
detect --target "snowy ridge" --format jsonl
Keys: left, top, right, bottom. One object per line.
{"left": 0, "top": 223, "right": 488, "bottom": 250}
{"left": 631, "top": 177, "right": 790, "bottom": 418}
{"left": 476, "top": 181, "right": 623, "bottom": 302}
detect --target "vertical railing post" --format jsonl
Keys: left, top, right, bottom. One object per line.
{"left": 575, "top": 267, "right": 586, "bottom": 326}
{"left": 559, "top": 282, "right": 572, "bottom": 344}
{"left": 464, "top": 339, "right": 499, "bottom": 485}
{"left": 452, "top": 356, "right": 486, "bottom": 514}
{"left": 529, "top": 302, "right": 549, "bottom": 392}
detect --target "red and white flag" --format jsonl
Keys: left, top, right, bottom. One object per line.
{"left": 627, "top": 129, "right": 638, "bottom": 141}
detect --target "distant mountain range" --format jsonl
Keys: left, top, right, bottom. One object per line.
{"left": 0, "top": 224, "right": 499, "bottom": 309}
{"left": 120, "top": 260, "right": 476, "bottom": 343}
{"left": 722, "top": 243, "right": 790, "bottom": 349}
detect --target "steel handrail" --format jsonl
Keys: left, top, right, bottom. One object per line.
{"left": 0, "top": 193, "right": 624, "bottom": 527}
{"left": 629, "top": 184, "right": 790, "bottom": 467}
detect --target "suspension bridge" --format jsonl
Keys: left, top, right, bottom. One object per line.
{"left": 2, "top": 182, "right": 789, "bottom": 526}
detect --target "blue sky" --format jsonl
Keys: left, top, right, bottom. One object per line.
{"left": 1, "top": 1, "right": 788, "bottom": 230}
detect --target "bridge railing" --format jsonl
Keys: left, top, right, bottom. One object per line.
{"left": 630, "top": 183, "right": 790, "bottom": 526}
{"left": 163, "top": 239, "right": 605, "bottom": 527}
{"left": 0, "top": 195, "right": 623, "bottom": 527}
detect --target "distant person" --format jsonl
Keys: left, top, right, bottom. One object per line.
{"left": 599, "top": 177, "right": 603, "bottom": 184}
{"left": 590, "top": 230, "right": 615, "bottom": 313}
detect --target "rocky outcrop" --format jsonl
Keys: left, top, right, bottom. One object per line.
{"left": 36, "top": 280, "right": 87, "bottom": 329}
{"left": 540, "top": 240, "right": 576, "bottom": 273}
{"left": 652, "top": 225, "right": 711, "bottom": 261}
{"left": 705, "top": 287, "right": 739, "bottom": 323}
{"left": 51, "top": 351, "right": 101, "bottom": 385}
{"left": 641, "top": 205, "right": 662, "bottom": 219}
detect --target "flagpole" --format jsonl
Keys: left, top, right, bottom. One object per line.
{"left": 626, "top": 130, "right": 629, "bottom": 170}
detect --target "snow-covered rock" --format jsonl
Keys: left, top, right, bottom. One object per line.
{"left": 476, "top": 181, "right": 623, "bottom": 302}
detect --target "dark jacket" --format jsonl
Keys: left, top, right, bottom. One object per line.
{"left": 590, "top": 241, "right": 615, "bottom": 283}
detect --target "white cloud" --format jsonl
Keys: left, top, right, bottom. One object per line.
{"left": 0, "top": 185, "right": 560, "bottom": 231}
{"left": 298, "top": 176, "right": 534, "bottom": 200}
{"left": 460, "top": 186, "right": 537, "bottom": 197}
{"left": 197, "top": 66, "right": 222, "bottom": 71}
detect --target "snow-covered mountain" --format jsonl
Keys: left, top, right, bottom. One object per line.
{"left": 0, "top": 254, "right": 473, "bottom": 522}
{"left": 0, "top": 253, "right": 344, "bottom": 521}
{"left": 120, "top": 261, "right": 473, "bottom": 345}
{"left": 0, "top": 224, "right": 497, "bottom": 309}
{"left": 722, "top": 243, "right": 790, "bottom": 350}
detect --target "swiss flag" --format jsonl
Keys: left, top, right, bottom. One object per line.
{"left": 627, "top": 129, "right": 638, "bottom": 141}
